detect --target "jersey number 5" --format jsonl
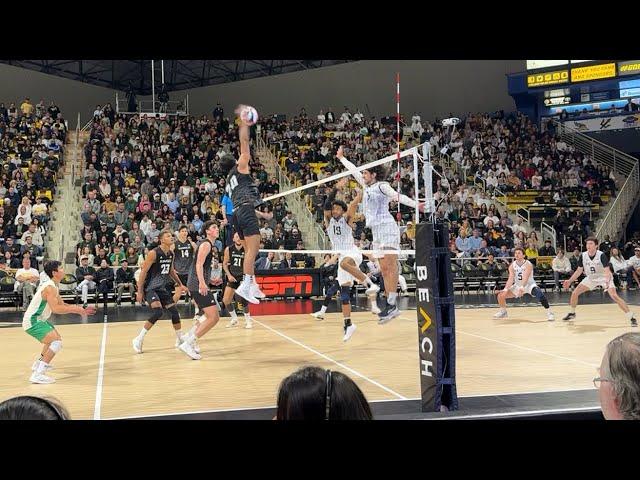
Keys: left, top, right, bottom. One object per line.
{"left": 517, "top": 271, "right": 523, "bottom": 281}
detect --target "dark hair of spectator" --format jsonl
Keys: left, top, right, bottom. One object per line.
{"left": 0, "top": 395, "right": 70, "bottom": 420}
{"left": 276, "top": 366, "right": 373, "bottom": 420}
{"left": 178, "top": 225, "right": 188, "bottom": 232}
{"left": 44, "top": 260, "right": 61, "bottom": 278}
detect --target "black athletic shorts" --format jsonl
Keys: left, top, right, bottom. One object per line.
{"left": 232, "top": 204, "right": 260, "bottom": 239}
{"left": 226, "top": 279, "right": 241, "bottom": 290}
{"left": 190, "top": 290, "right": 220, "bottom": 311}
{"left": 176, "top": 273, "right": 189, "bottom": 287}
{"left": 145, "top": 287, "right": 174, "bottom": 307}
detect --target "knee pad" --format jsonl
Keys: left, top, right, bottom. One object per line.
{"left": 340, "top": 286, "right": 351, "bottom": 304}
{"left": 49, "top": 340, "right": 63, "bottom": 354}
{"left": 167, "top": 305, "right": 181, "bottom": 325}
{"left": 532, "top": 287, "right": 549, "bottom": 309}
{"left": 148, "top": 308, "right": 163, "bottom": 325}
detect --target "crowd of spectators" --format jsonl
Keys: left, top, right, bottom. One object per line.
{"left": 77, "top": 105, "right": 317, "bottom": 304}
{"left": 260, "top": 107, "right": 624, "bottom": 268}
{"left": 0, "top": 97, "right": 66, "bottom": 308}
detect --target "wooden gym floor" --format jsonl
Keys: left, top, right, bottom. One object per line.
{"left": 0, "top": 297, "right": 637, "bottom": 420}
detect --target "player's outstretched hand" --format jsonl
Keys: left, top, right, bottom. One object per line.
{"left": 136, "top": 291, "right": 144, "bottom": 304}
{"left": 336, "top": 145, "right": 344, "bottom": 159}
{"left": 81, "top": 305, "right": 97, "bottom": 316}
{"left": 417, "top": 202, "right": 426, "bottom": 213}
{"left": 562, "top": 280, "right": 572, "bottom": 290}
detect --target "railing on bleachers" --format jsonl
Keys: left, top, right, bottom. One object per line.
{"left": 554, "top": 120, "right": 640, "bottom": 242}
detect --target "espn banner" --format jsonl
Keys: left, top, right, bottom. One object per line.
{"left": 255, "top": 268, "right": 322, "bottom": 298}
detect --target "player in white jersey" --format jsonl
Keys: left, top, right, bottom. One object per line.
{"left": 563, "top": 237, "right": 637, "bottom": 326}
{"left": 494, "top": 247, "right": 555, "bottom": 320}
{"left": 337, "top": 146, "right": 423, "bottom": 324}
{"left": 22, "top": 260, "right": 96, "bottom": 384}
{"left": 311, "top": 178, "right": 380, "bottom": 341}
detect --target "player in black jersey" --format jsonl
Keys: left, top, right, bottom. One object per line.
{"left": 220, "top": 105, "right": 273, "bottom": 305}
{"left": 132, "top": 230, "right": 188, "bottom": 354}
{"left": 222, "top": 232, "right": 253, "bottom": 329}
{"left": 172, "top": 225, "right": 202, "bottom": 321}
{"left": 178, "top": 220, "right": 223, "bottom": 360}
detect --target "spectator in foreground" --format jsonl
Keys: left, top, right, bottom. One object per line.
{"left": 276, "top": 366, "right": 373, "bottom": 420}
{"left": 596, "top": 333, "right": 640, "bottom": 420}
{"left": 0, "top": 395, "right": 70, "bottom": 420}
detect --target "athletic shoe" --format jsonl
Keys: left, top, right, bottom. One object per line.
{"left": 226, "top": 317, "right": 239, "bottom": 328}
{"left": 311, "top": 311, "right": 325, "bottom": 320}
{"left": 370, "top": 301, "right": 381, "bottom": 315}
{"left": 251, "top": 281, "right": 266, "bottom": 299}
{"left": 562, "top": 312, "right": 576, "bottom": 322}
{"left": 547, "top": 311, "right": 555, "bottom": 322}
{"left": 493, "top": 310, "right": 508, "bottom": 319}
{"left": 365, "top": 283, "right": 380, "bottom": 296}
{"left": 178, "top": 341, "right": 201, "bottom": 360}
{"left": 31, "top": 361, "right": 54, "bottom": 372}
{"left": 193, "top": 342, "right": 201, "bottom": 354}
{"left": 132, "top": 337, "right": 143, "bottom": 354}
{"left": 378, "top": 303, "right": 400, "bottom": 324}
{"left": 29, "top": 372, "right": 55, "bottom": 384}
{"left": 631, "top": 317, "right": 638, "bottom": 328}
{"left": 245, "top": 316, "right": 254, "bottom": 329}
{"left": 236, "top": 282, "right": 260, "bottom": 304}
{"left": 175, "top": 334, "right": 188, "bottom": 348}
{"left": 343, "top": 323, "right": 357, "bottom": 341}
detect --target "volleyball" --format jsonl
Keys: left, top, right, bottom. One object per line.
{"left": 240, "top": 105, "right": 259, "bottom": 125}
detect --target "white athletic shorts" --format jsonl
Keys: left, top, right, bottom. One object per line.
{"left": 580, "top": 276, "right": 614, "bottom": 291}
{"left": 337, "top": 251, "right": 363, "bottom": 286}
{"left": 508, "top": 283, "right": 537, "bottom": 296}
{"left": 371, "top": 222, "right": 400, "bottom": 257}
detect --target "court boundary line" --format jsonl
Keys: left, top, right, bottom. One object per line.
{"left": 428, "top": 405, "right": 601, "bottom": 420}
{"left": 456, "top": 329, "right": 600, "bottom": 368}
{"left": 93, "top": 314, "right": 108, "bottom": 420}
{"left": 253, "top": 318, "right": 408, "bottom": 400}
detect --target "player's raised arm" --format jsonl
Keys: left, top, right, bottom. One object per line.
{"left": 346, "top": 187, "right": 362, "bottom": 227}
{"left": 337, "top": 146, "right": 365, "bottom": 187}
{"left": 235, "top": 105, "right": 252, "bottom": 174}
{"left": 378, "top": 182, "right": 424, "bottom": 212}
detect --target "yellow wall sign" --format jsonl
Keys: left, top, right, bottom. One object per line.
{"left": 618, "top": 60, "right": 640, "bottom": 76}
{"left": 527, "top": 70, "right": 569, "bottom": 88}
{"left": 570, "top": 63, "right": 616, "bottom": 82}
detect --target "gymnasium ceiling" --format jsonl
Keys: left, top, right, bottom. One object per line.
{"left": 0, "top": 60, "right": 354, "bottom": 95}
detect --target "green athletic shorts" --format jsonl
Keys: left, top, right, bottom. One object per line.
{"left": 25, "top": 321, "right": 55, "bottom": 342}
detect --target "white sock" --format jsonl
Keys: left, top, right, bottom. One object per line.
{"left": 36, "top": 361, "right": 48, "bottom": 375}
{"left": 626, "top": 311, "right": 634, "bottom": 320}
{"left": 242, "top": 274, "right": 251, "bottom": 286}
{"left": 363, "top": 277, "right": 372, "bottom": 286}
{"left": 175, "top": 329, "right": 182, "bottom": 339}
{"left": 229, "top": 308, "right": 238, "bottom": 320}
{"left": 188, "top": 324, "right": 198, "bottom": 336}
{"left": 138, "top": 328, "right": 148, "bottom": 339}
{"left": 570, "top": 307, "right": 576, "bottom": 314}
{"left": 319, "top": 305, "right": 328, "bottom": 314}
{"left": 388, "top": 292, "right": 398, "bottom": 305}
{"left": 187, "top": 332, "right": 198, "bottom": 344}
{"left": 244, "top": 313, "right": 252, "bottom": 320}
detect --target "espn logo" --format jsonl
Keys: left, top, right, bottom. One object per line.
{"left": 256, "top": 275, "right": 313, "bottom": 296}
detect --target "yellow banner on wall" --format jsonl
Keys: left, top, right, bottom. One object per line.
{"left": 570, "top": 63, "right": 616, "bottom": 82}
{"left": 527, "top": 70, "right": 569, "bottom": 88}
